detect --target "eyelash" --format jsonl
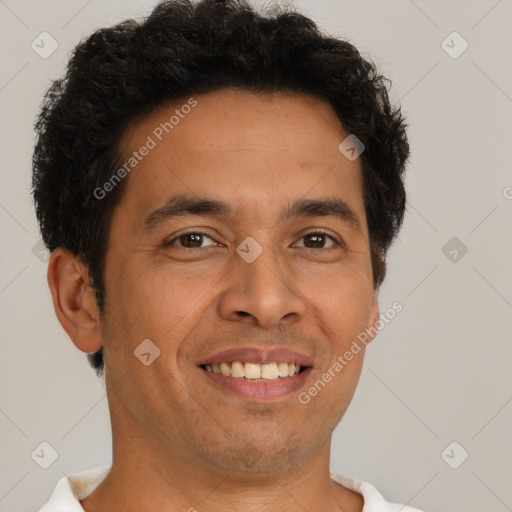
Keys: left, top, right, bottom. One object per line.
{"left": 163, "top": 229, "right": 343, "bottom": 250}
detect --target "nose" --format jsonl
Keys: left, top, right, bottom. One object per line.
{"left": 217, "top": 243, "right": 307, "bottom": 330}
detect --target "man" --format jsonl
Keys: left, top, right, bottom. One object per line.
{"left": 32, "top": 0, "right": 417, "bottom": 510}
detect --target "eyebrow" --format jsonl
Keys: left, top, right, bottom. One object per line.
{"left": 141, "top": 193, "right": 363, "bottom": 234}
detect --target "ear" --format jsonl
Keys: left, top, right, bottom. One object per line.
{"left": 46, "top": 248, "right": 102, "bottom": 354}
{"left": 365, "top": 287, "right": 380, "bottom": 345}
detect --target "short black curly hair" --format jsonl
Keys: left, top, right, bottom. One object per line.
{"left": 32, "top": 0, "right": 409, "bottom": 378}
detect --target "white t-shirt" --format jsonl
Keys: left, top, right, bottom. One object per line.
{"left": 37, "top": 466, "right": 424, "bottom": 512}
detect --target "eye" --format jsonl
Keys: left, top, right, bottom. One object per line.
{"left": 163, "top": 230, "right": 343, "bottom": 250}
{"left": 293, "top": 230, "right": 341, "bottom": 250}
{"left": 164, "top": 232, "right": 218, "bottom": 249}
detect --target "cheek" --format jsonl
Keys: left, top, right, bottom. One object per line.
{"left": 309, "top": 262, "right": 374, "bottom": 346}
{"left": 108, "top": 262, "right": 224, "bottom": 350}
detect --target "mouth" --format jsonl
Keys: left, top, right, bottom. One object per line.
{"left": 196, "top": 347, "right": 313, "bottom": 401}
{"left": 199, "top": 361, "right": 307, "bottom": 381}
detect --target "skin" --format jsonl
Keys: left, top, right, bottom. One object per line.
{"left": 48, "top": 88, "right": 381, "bottom": 512}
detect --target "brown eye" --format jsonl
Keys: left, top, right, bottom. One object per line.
{"left": 164, "top": 232, "right": 216, "bottom": 249}
{"left": 294, "top": 231, "right": 340, "bottom": 249}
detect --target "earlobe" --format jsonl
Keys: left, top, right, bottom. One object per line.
{"left": 47, "top": 248, "right": 103, "bottom": 354}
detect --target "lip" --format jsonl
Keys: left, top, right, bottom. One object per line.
{"left": 198, "top": 366, "right": 313, "bottom": 400}
{"left": 196, "top": 347, "right": 314, "bottom": 367}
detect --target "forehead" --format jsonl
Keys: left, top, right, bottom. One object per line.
{"left": 122, "top": 88, "right": 347, "bottom": 153}
{"left": 116, "top": 88, "right": 364, "bottom": 222}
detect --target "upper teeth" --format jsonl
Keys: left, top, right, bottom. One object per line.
{"left": 204, "top": 362, "right": 301, "bottom": 380}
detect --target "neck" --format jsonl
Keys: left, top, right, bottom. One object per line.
{"left": 79, "top": 426, "right": 362, "bottom": 512}
{"left": 79, "top": 381, "right": 363, "bottom": 512}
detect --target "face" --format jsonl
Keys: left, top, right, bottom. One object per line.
{"left": 99, "top": 88, "right": 379, "bottom": 474}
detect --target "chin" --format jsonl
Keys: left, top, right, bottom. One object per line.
{"left": 195, "top": 431, "right": 322, "bottom": 475}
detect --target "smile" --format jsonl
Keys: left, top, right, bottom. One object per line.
{"left": 198, "top": 363, "right": 313, "bottom": 401}
{"left": 200, "top": 361, "right": 303, "bottom": 381}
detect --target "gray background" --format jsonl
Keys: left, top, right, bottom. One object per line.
{"left": 1, "top": 0, "right": 511, "bottom": 511}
